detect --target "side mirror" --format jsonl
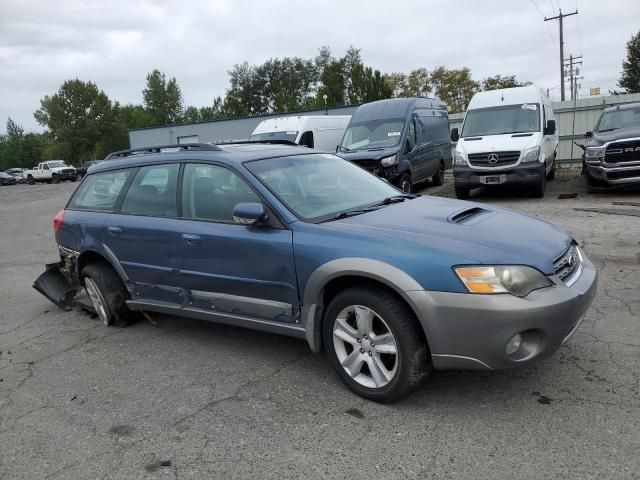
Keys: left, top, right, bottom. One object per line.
{"left": 233, "top": 202, "right": 268, "bottom": 226}
{"left": 544, "top": 120, "right": 556, "bottom": 135}
{"left": 451, "top": 128, "right": 460, "bottom": 142}
{"left": 336, "top": 145, "right": 339, "bottom": 152}
{"left": 585, "top": 130, "right": 593, "bottom": 139}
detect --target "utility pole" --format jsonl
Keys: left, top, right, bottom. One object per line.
{"left": 545, "top": 8, "right": 578, "bottom": 101}
{"left": 564, "top": 55, "right": 582, "bottom": 100}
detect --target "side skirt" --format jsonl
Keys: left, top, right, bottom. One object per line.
{"left": 126, "top": 299, "right": 307, "bottom": 341}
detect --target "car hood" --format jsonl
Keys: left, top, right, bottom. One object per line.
{"left": 588, "top": 126, "right": 640, "bottom": 147}
{"left": 457, "top": 133, "right": 541, "bottom": 155}
{"left": 337, "top": 147, "right": 399, "bottom": 162}
{"left": 328, "top": 196, "right": 571, "bottom": 274}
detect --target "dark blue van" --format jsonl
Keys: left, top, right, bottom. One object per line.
{"left": 338, "top": 98, "right": 452, "bottom": 192}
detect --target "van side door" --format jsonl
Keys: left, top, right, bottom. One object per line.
{"left": 416, "top": 110, "right": 437, "bottom": 180}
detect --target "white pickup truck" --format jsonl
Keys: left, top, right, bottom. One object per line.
{"left": 25, "top": 161, "right": 78, "bottom": 184}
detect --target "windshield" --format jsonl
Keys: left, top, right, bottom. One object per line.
{"left": 340, "top": 119, "right": 405, "bottom": 151}
{"left": 48, "top": 161, "right": 67, "bottom": 167}
{"left": 596, "top": 107, "right": 640, "bottom": 132}
{"left": 245, "top": 153, "right": 400, "bottom": 222}
{"left": 461, "top": 104, "right": 540, "bottom": 137}
{"left": 249, "top": 131, "right": 298, "bottom": 143}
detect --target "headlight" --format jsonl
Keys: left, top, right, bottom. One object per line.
{"left": 521, "top": 146, "right": 541, "bottom": 163}
{"left": 380, "top": 154, "right": 399, "bottom": 167}
{"left": 454, "top": 151, "right": 467, "bottom": 166}
{"left": 585, "top": 147, "right": 605, "bottom": 161}
{"left": 454, "top": 265, "right": 553, "bottom": 297}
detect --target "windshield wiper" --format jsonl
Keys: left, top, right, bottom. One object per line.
{"left": 370, "top": 194, "right": 417, "bottom": 206}
{"left": 596, "top": 128, "right": 619, "bottom": 133}
{"left": 340, "top": 146, "right": 354, "bottom": 152}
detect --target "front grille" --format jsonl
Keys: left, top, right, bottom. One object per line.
{"left": 352, "top": 159, "right": 380, "bottom": 172}
{"left": 468, "top": 151, "right": 520, "bottom": 167}
{"left": 61, "top": 168, "right": 75, "bottom": 174}
{"left": 554, "top": 244, "right": 581, "bottom": 283}
{"left": 605, "top": 140, "right": 640, "bottom": 163}
{"left": 606, "top": 169, "right": 640, "bottom": 181}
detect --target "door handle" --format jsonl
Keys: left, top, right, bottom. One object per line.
{"left": 182, "top": 233, "right": 201, "bottom": 246}
{"left": 107, "top": 226, "right": 122, "bottom": 236}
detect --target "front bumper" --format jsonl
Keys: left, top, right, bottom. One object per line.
{"left": 454, "top": 162, "right": 543, "bottom": 189}
{"left": 55, "top": 172, "right": 78, "bottom": 180}
{"left": 586, "top": 162, "right": 640, "bottom": 185}
{"left": 406, "top": 253, "right": 598, "bottom": 370}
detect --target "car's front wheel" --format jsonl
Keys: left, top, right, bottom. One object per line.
{"left": 323, "top": 286, "right": 430, "bottom": 402}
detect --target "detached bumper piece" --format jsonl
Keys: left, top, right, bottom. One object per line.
{"left": 33, "top": 262, "right": 79, "bottom": 311}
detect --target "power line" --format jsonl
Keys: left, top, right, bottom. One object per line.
{"left": 531, "top": 0, "right": 559, "bottom": 47}
{"left": 575, "top": 0, "right": 584, "bottom": 56}
{"left": 545, "top": 8, "right": 578, "bottom": 101}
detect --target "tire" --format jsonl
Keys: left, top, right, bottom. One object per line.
{"left": 81, "top": 262, "right": 130, "bottom": 326}
{"left": 546, "top": 161, "right": 555, "bottom": 180}
{"left": 532, "top": 173, "right": 546, "bottom": 198}
{"left": 323, "top": 286, "right": 430, "bottom": 403}
{"left": 396, "top": 173, "right": 412, "bottom": 193}
{"left": 27, "top": 175, "right": 35, "bottom": 185}
{"left": 71, "top": 176, "right": 78, "bottom": 182}
{"left": 52, "top": 174, "right": 60, "bottom": 184}
{"left": 432, "top": 162, "right": 445, "bottom": 186}
{"left": 454, "top": 184, "right": 470, "bottom": 199}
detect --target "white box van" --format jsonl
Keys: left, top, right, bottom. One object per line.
{"left": 249, "top": 115, "right": 351, "bottom": 152}
{"left": 451, "top": 86, "right": 558, "bottom": 198}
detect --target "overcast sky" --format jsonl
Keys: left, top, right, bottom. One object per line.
{"left": 1, "top": 0, "right": 639, "bottom": 134}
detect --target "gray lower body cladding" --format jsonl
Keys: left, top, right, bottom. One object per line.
{"left": 407, "top": 255, "right": 597, "bottom": 370}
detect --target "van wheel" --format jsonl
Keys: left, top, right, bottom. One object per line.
{"left": 81, "top": 263, "right": 130, "bottom": 326}
{"left": 323, "top": 287, "right": 430, "bottom": 403}
{"left": 546, "top": 161, "right": 556, "bottom": 180}
{"left": 432, "top": 162, "right": 445, "bottom": 186}
{"left": 454, "top": 185, "right": 470, "bottom": 199}
{"left": 397, "top": 173, "right": 412, "bottom": 193}
{"left": 532, "top": 174, "right": 546, "bottom": 198}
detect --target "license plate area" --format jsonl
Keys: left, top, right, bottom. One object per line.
{"left": 481, "top": 175, "right": 506, "bottom": 185}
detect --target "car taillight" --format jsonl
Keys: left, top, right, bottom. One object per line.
{"left": 53, "top": 210, "right": 65, "bottom": 234}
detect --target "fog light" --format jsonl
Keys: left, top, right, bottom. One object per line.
{"left": 505, "top": 334, "right": 522, "bottom": 356}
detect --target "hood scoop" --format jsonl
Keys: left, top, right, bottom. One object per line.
{"left": 448, "top": 206, "right": 493, "bottom": 224}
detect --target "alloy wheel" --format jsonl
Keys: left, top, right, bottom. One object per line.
{"left": 84, "top": 277, "right": 109, "bottom": 325}
{"left": 332, "top": 305, "right": 398, "bottom": 388}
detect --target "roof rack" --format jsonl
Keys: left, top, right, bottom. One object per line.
{"left": 214, "top": 140, "right": 300, "bottom": 147}
{"left": 104, "top": 143, "right": 221, "bottom": 160}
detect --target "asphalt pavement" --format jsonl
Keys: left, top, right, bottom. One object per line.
{"left": 1, "top": 169, "right": 639, "bottom": 479}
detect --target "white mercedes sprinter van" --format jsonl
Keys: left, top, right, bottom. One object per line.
{"left": 250, "top": 115, "right": 351, "bottom": 152}
{"left": 451, "top": 86, "right": 558, "bottom": 198}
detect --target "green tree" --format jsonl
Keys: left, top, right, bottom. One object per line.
{"left": 34, "top": 79, "right": 117, "bottom": 164}
{"left": 482, "top": 74, "right": 531, "bottom": 91}
{"left": 402, "top": 68, "right": 431, "bottom": 97}
{"left": 142, "top": 69, "right": 184, "bottom": 125}
{"left": 619, "top": 30, "right": 640, "bottom": 93}
{"left": 182, "top": 106, "right": 201, "bottom": 124}
{"left": 0, "top": 118, "right": 50, "bottom": 170}
{"left": 430, "top": 67, "right": 480, "bottom": 113}
{"left": 384, "top": 72, "right": 407, "bottom": 97}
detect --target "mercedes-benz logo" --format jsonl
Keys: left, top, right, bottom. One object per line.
{"left": 487, "top": 153, "right": 499, "bottom": 165}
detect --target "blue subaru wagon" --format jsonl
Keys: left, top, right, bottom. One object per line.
{"left": 34, "top": 142, "right": 597, "bottom": 402}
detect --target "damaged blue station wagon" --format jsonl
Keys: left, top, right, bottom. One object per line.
{"left": 35, "top": 142, "right": 597, "bottom": 402}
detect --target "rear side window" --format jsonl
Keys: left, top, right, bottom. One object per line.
{"left": 181, "top": 164, "right": 260, "bottom": 222}
{"left": 69, "top": 169, "right": 132, "bottom": 211}
{"left": 121, "top": 164, "right": 179, "bottom": 217}
{"left": 418, "top": 110, "right": 450, "bottom": 144}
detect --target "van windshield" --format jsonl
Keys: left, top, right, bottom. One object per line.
{"left": 250, "top": 131, "right": 298, "bottom": 143}
{"left": 340, "top": 119, "right": 405, "bottom": 151}
{"left": 461, "top": 104, "right": 540, "bottom": 137}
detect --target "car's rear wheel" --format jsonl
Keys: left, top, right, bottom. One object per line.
{"left": 323, "top": 286, "right": 430, "bottom": 403}
{"left": 27, "top": 175, "right": 35, "bottom": 185}
{"left": 432, "top": 162, "right": 445, "bottom": 186}
{"left": 454, "top": 184, "right": 470, "bottom": 199}
{"left": 52, "top": 174, "right": 60, "bottom": 184}
{"left": 81, "top": 263, "right": 130, "bottom": 326}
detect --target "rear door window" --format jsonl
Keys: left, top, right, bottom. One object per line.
{"left": 69, "top": 169, "right": 133, "bottom": 211}
{"left": 120, "top": 164, "right": 179, "bottom": 217}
